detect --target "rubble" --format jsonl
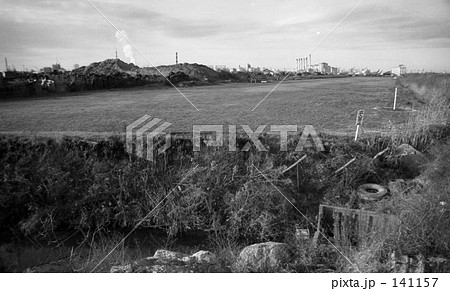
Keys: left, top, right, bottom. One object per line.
{"left": 235, "top": 242, "right": 293, "bottom": 272}
{"left": 110, "top": 249, "right": 224, "bottom": 273}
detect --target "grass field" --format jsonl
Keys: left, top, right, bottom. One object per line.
{"left": 0, "top": 77, "right": 414, "bottom": 137}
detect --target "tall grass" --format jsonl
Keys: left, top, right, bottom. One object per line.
{"left": 401, "top": 73, "right": 450, "bottom": 104}
{"left": 389, "top": 74, "right": 450, "bottom": 150}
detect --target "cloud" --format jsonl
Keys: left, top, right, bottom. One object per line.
{"left": 266, "top": 1, "right": 450, "bottom": 51}
{"left": 100, "top": 2, "right": 259, "bottom": 39}
{"left": 1, "top": 0, "right": 449, "bottom": 71}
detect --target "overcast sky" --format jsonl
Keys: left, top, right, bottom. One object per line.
{"left": 1, "top": 0, "right": 449, "bottom": 72}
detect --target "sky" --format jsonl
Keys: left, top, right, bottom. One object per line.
{"left": 1, "top": 0, "right": 449, "bottom": 72}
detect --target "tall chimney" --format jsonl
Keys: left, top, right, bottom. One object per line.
{"left": 176, "top": 52, "right": 178, "bottom": 65}
{"left": 5, "top": 57, "right": 8, "bottom": 71}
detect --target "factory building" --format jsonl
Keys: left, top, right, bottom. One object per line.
{"left": 215, "top": 65, "right": 228, "bottom": 71}
{"left": 391, "top": 65, "right": 407, "bottom": 76}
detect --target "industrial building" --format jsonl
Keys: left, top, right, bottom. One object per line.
{"left": 214, "top": 65, "right": 227, "bottom": 71}
{"left": 391, "top": 65, "right": 407, "bottom": 76}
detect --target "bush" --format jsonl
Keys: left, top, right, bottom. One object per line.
{"left": 393, "top": 142, "right": 450, "bottom": 256}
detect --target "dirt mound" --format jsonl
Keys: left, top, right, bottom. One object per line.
{"left": 71, "top": 59, "right": 236, "bottom": 82}
{"left": 73, "top": 59, "right": 139, "bottom": 76}
{"left": 139, "top": 63, "right": 234, "bottom": 81}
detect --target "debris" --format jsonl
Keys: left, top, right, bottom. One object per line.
{"left": 281, "top": 155, "right": 307, "bottom": 174}
{"left": 110, "top": 249, "right": 224, "bottom": 273}
{"left": 295, "top": 226, "right": 310, "bottom": 241}
{"left": 372, "top": 147, "right": 389, "bottom": 160}
{"left": 110, "top": 264, "right": 132, "bottom": 273}
{"left": 190, "top": 251, "right": 218, "bottom": 264}
{"left": 313, "top": 204, "right": 400, "bottom": 248}
{"left": 334, "top": 157, "right": 356, "bottom": 174}
{"left": 357, "top": 183, "right": 388, "bottom": 201}
{"left": 152, "top": 249, "right": 187, "bottom": 261}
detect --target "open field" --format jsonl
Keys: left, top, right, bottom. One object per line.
{"left": 0, "top": 77, "right": 415, "bottom": 137}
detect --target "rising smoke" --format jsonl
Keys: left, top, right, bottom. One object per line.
{"left": 115, "top": 30, "right": 136, "bottom": 64}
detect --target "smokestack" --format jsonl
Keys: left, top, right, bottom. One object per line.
{"left": 5, "top": 57, "right": 8, "bottom": 71}
{"left": 309, "top": 54, "right": 311, "bottom": 68}
{"left": 176, "top": 52, "right": 178, "bottom": 65}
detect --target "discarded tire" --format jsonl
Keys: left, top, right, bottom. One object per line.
{"left": 357, "top": 183, "right": 388, "bottom": 201}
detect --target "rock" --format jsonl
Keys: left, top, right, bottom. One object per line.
{"left": 181, "top": 256, "right": 197, "bottom": 264}
{"left": 110, "top": 249, "right": 225, "bottom": 273}
{"left": 190, "top": 250, "right": 218, "bottom": 264}
{"left": 395, "top": 144, "right": 429, "bottom": 177}
{"left": 237, "top": 242, "right": 292, "bottom": 272}
{"left": 388, "top": 179, "right": 407, "bottom": 196}
{"left": 153, "top": 249, "right": 187, "bottom": 261}
{"left": 110, "top": 264, "right": 132, "bottom": 273}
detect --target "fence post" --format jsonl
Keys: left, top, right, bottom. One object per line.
{"left": 393, "top": 87, "right": 398, "bottom": 110}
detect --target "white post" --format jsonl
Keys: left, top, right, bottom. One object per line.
{"left": 354, "top": 125, "right": 360, "bottom": 141}
{"left": 393, "top": 87, "right": 398, "bottom": 110}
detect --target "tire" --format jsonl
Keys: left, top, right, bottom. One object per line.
{"left": 357, "top": 183, "right": 388, "bottom": 201}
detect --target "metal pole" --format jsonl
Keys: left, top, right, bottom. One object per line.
{"left": 393, "top": 87, "right": 398, "bottom": 110}
{"left": 354, "top": 125, "right": 360, "bottom": 141}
